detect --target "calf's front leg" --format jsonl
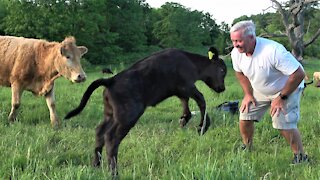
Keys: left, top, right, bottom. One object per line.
{"left": 189, "top": 87, "right": 210, "bottom": 135}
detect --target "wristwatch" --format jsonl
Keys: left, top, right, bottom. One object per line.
{"left": 279, "top": 93, "right": 288, "bottom": 100}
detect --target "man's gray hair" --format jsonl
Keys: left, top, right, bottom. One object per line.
{"left": 230, "top": 20, "right": 256, "bottom": 37}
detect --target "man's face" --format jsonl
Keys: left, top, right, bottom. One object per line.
{"left": 230, "top": 30, "right": 254, "bottom": 54}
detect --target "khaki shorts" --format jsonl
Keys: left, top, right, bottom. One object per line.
{"left": 239, "top": 88, "right": 302, "bottom": 129}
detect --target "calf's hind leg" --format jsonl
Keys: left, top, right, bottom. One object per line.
{"left": 103, "top": 123, "right": 131, "bottom": 176}
{"left": 179, "top": 97, "right": 192, "bottom": 127}
{"left": 93, "top": 118, "right": 112, "bottom": 167}
{"left": 102, "top": 104, "right": 144, "bottom": 176}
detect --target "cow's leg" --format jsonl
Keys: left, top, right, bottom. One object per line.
{"left": 45, "top": 87, "right": 60, "bottom": 127}
{"left": 189, "top": 87, "right": 210, "bottom": 135}
{"left": 179, "top": 97, "right": 192, "bottom": 127}
{"left": 8, "top": 83, "right": 23, "bottom": 122}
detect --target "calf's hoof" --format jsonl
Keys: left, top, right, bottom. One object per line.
{"left": 110, "top": 169, "right": 119, "bottom": 178}
{"left": 93, "top": 158, "right": 101, "bottom": 167}
{"left": 179, "top": 118, "right": 187, "bottom": 127}
{"left": 93, "top": 161, "right": 101, "bottom": 167}
{"left": 197, "top": 121, "right": 211, "bottom": 135}
{"left": 179, "top": 113, "right": 192, "bottom": 127}
{"left": 197, "top": 126, "right": 208, "bottom": 135}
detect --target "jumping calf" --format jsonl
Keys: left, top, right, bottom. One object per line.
{"left": 65, "top": 47, "right": 227, "bottom": 176}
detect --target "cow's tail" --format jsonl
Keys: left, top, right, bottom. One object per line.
{"left": 64, "top": 78, "right": 114, "bottom": 120}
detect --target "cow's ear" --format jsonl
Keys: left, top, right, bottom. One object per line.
{"left": 60, "top": 46, "right": 67, "bottom": 56}
{"left": 78, "top": 46, "right": 88, "bottom": 56}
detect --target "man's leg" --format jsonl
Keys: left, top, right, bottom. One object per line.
{"left": 279, "top": 128, "right": 304, "bottom": 154}
{"left": 239, "top": 120, "right": 254, "bottom": 150}
{"left": 280, "top": 128, "right": 308, "bottom": 163}
{"left": 238, "top": 90, "right": 269, "bottom": 151}
{"left": 273, "top": 88, "right": 308, "bottom": 163}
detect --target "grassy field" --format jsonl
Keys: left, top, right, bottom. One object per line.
{"left": 0, "top": 57, "right": 319, "bottom": 179}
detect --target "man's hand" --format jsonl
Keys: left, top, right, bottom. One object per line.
{"left": 240, "top": 94, "right": 256, "bottom": 113}
{"left": 270, "top": 96, "right": 287, "bottom": 117}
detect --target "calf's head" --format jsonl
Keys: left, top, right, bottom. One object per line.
{"left": 55, "top": 36, "right": 88, "bottom": 83}
{"left": 201, "top": 47, "right": 227, "bottom": 93}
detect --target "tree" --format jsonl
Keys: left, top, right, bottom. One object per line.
{"left": 216, "top": 22, "right": 231, "bottom": 54}
{"left": 0, "top": 0, "right": 9, "bottom": 35}
{"left": 269, "top": 0, "right": 320, "bottom": 60}
{"left": 141, "top": 2, "right": 159, "bottom": 46}
{"left": 303, "top": 6, "right": 320, "bottom": 57}
{"left": 201, "top": 12, "right": 220, "bottom": 47}
{"left": 152, "top": 2, "right": 215, "bottom": 48}
{"left": 105, "top": 0, "right": 147, "bottom": 52}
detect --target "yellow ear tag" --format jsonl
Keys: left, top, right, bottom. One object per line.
{"left": 208, "top": 51, "right": 214, "bottom": 60}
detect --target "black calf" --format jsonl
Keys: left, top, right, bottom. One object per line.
{"left": 65, "top": 47, "right": 227, "bottom": 176}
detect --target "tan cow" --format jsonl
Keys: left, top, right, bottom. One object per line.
{"left": 0, "top": 35, "right": 88, "bottom": 127}
{"left": 314, "top": 72, "right": 320, "bottom": 87}
{"left": 314, "top": 72, "right": 320, "bottom": 80}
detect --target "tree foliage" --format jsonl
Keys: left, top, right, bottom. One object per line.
{"left": 105, "top": 0, "right": 147, "bottom": 52}
{"left": 152, "top": 2, "right": 212, "bottom": 48}
{"left": 0, "top": 0, "right": 319, "bottom": 64}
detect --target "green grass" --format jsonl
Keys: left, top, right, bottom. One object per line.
{"left": 0, "top": 58, "right": 319, "bottom": 179}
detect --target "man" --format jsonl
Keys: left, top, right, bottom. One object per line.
{"left": 230, "top": 20, "right": 308, "bottom": 164}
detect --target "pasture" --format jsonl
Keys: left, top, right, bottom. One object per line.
{"left": 0, "top": 57, "right": 319, "bottom": 179}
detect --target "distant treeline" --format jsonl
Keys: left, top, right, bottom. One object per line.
{"left": 0, "top": 0, "right": 319, "bottom": 64}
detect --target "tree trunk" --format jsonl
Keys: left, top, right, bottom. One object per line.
{"left": 292, "top": 10, "right": 305, "bottom": 61}
{"left": 270, "top": 0, "right": 320, "bottom": 61}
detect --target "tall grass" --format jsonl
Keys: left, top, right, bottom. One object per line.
{"left": 0, "top": 58, "right": 319, "bottom": 179}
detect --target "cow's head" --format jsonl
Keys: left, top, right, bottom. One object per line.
{"left": 201, "top": 47, "right": 227, "bottom": 93}
{"left": 56, "top": 36, "right": 88, "bottom": 83}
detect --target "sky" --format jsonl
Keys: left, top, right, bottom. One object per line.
{"left": 145, "top": 0, "right": 277, "bottom": 25}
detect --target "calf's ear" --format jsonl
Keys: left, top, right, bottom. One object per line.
{"left": 208, "top": 46, "right": 219, "bottom": 60}
{"left": 208, "top": 51, "right": 214, "bottom": 60}
{"left": 78, "top": 46, "right": 88, "bottom": 56}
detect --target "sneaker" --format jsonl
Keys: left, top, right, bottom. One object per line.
{"left": 292, "top": 153, "right": 309, "bottom": 164}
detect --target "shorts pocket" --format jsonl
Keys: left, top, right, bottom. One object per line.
{"left": 284, "top": 107, "right": 299, "bottom": 123}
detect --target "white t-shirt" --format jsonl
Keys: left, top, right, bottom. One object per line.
{"left": 231, "top": 37, "right": 304, "bottom": 96}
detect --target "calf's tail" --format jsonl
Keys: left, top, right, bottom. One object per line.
{"left": 64, "top": 78, "right": 113, "bottom": 119}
